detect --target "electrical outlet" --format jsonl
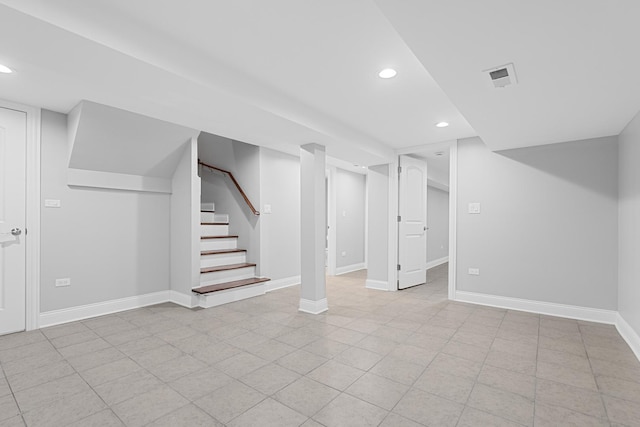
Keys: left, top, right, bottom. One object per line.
{"left": 468, "top": 268, "right": 480, "bottom": 276}
{"left": 55, "top": 278, "right": 71, "bottom": 287}
{"left": 468, "top": 202, "right": 481, "bottom": 214}
{"left": 45, "top": 199, "right": 61, "bottom": 208}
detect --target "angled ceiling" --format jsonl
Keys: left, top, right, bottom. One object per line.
{"left": 0, "top": 1, "right": 638, "bottom": 160}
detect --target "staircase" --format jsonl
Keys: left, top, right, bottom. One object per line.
{"left": 192, "top": 202, "right": 270, "bottom": 308}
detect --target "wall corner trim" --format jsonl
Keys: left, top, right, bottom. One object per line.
{"left": 266, "top": 276, "right": 301, "bottom": 292}
{"left": 365, "top": 279, "right": 389, "bottom": 291}
{"left": 426, "top": 256, "right": 449, "bottom": 270}
{"left": 299, "top": 298, "right": 328, "bottom": 314}
{"left": 335, "top": 262, "right": 366, "bottom": 276}
{"left": 616, "top": 313, "right": 640, "bottom": 363}
{"left": 454, "top": 291, "right": 618, "bottom": 324}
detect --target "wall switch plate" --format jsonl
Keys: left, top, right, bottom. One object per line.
{"left": 468, "top": 202, "right": 481, "bottom": 214}
{"left": 468, "top": 268, "right": 480, "bottom": 275}
{"left": 341, "top": 251, "right": 347, "bottom": 257}
{"left": 55, "top": 278, "right": 71, "bottom": 287}
{"left": 45, "top": 199, "right": 61, "bottom": 208}
{"left": 263, "top": 204, "right": 272, "bottom": 214}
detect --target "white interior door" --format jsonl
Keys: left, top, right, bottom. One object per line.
{"left": 0, "top": 107, "right": 27, "bottom": 335}
{"left": 398, "top": 155, "right": 427, "bottom": 289}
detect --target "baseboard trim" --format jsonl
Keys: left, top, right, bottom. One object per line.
{"left": 335, "top": 263, "right": 366, "bottom": 276}
{"left": 454, "top": 291, "right": 618, "bottom": 324}
{"left": 365, "top": 279, "right": 389, "bottom": 291}
{"left": 616, "top": 314, "right": 640, "bottom": 362}
{"left": 299, "top": 298, "right": 328, "bottom": 314}
{"left": 39, "top": 291, "right": 171, "bottom": 328}
{"left": 266, "top": 276, "right": 300, "bottom": 292}
{"left": 169, "top": 290, "right": 198, "bottom": 308}
{"left": 426, "top": 256, "right": 448, "bottom": 270}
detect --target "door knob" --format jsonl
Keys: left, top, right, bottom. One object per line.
{"left": 10, "top": 228, "right": 21, "bottom": 236}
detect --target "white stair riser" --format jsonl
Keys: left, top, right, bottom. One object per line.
{"left": 200, "top": 224, "right": 229, "bottom": 236}
{"left": 200, "top": 267, "right": 255, "bottom": 286}
{"left": 200, "top": 212, "right": 215, "bottom": 223}
{"left": 200, "top": 212, "right": 229, "bottom": 223}
{"left": 201, "top": 202, "right": 215, "bottom": 212}
{"left": 200, "top": 252, "right": 246, "bottom": 269}
{"left": 197, "top": 283, "right": 267, "bottom": 309}
{"left": 200, "top": 238, "right": 238, "bottom": 251}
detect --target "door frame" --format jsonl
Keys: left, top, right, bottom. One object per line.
{"left": 0, "top": 99, "right": 41, "bottom": 331}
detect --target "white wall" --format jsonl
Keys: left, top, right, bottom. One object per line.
{"left": 171, "top": 138, "right": 200, "bottom": 302}
{"left": 198, "top": 133, "right": 261, "bottom": 266}
{"left": 40, "top": 110, "right": 171, "bottom": 312}
{"left": 456, "top": 136, "right": 618, "bottom": 310}
{"left": 618, "top": 110, "right": 640, "bottom": 340}
{"left": 366, "top": 165, "right": 389, "bottom": 286}
{"left": 427, "top": 185, "right": 449, "bottom": 264}
{"left": 335, "top": 168, "right": 366, "bottom": 271}
{"left": 259, "top": 148, "right": 301, "bottom": 284}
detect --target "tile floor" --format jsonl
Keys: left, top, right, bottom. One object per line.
{"left": 1, "top": 264, "right": 640, "bottom": 426}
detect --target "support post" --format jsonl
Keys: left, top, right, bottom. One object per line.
{"left": 299, "top": 144, "right": 328, "bottom": 314}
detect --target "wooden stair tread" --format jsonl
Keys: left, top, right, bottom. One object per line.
{"left": 201, "top": 222, "right": 229, "bottom": 225}
{"left": 201, "top": 235, "right": 238, "bottom": 240}
{"left": 192, "top": 277, "right": 270, "bottom": 294}
{"left": 201, "top": 249, "right": 246, "bottom": 256}
{"left": 201, "top": 262, "right": 255, "bottom": 273}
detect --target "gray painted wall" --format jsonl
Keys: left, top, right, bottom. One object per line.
{"left": 259, "top": 148, "right": 301, "bottom": 282}
{"left": 40, "top": 110, "right": 170, "bottom": 312}
{"left": 366, "top": 165, "right": 389, "bottom": 283}
{"left": 427, "top": 185, "right": 449, "bottom": 264}
{"left": 618, "top": 110, "right": 640, "bottom": 336}
{"left": 335, "top": 168, "right": 366, "bottom": 269}
{"left": 456, "top": 136, "right": 618, "bottom": 310}
{"left": 198, "top": 133, "right": 261, "bottom": 267}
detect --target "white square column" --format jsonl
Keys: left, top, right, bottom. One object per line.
{"left": 299, "top": 143, "right": 328, "bottom": 314}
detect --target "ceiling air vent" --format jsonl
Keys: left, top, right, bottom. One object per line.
{"left": 484, "top": 63, "right": 517, "bottom": 88}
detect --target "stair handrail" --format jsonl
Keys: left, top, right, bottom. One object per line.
{"left": 198, "top": 160, "right": 260, "bottom": 216}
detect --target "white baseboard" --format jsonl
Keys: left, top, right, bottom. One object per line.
{"left": 266, "top": 276, "right": 300, "bottom": 292}
{"left": 454, "top": 291, "right": 618, "bottom": 324}
{"left": 299, "top": 298, "right": 328, "bottom": 314}
{"left": 39, "top": 291, "right": 171, "bottom": 328}
{"left": 426, "top": 256, "right": 449, "bottom": 270}
{"left": 169, "top": 290, "right": 198, "bottom": 308}
{"left": 365, "top": 279, "right": 389, "bottom": 291}
{"left": 335, "top": 262, "right": 366, "bottom": 276}
{"left": 616, "top": 314, "right": 640, "bottom": 362}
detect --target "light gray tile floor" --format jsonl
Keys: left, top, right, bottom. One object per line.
{"left": 1, "top": 263, "right": 640, "bottom": 426}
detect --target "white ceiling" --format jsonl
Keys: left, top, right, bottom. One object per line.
{"left": 376, "top": 0, "right": 640, "bottom": 151}
{"left": 1, "top": 1, "right": 638, "bottom": 161}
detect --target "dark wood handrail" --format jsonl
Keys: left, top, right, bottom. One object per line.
{"left": 198, "top": 160, "right": 260, "bottom": 216}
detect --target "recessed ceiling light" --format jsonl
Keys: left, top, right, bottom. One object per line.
{"left": 378, "top": 68, "right": 397, "bottom": 79}
{"left": 0, "top": 64, "right": 13, "bottom": 74}
{"left": 435, "top": 121, "right": 449, "bottom": 128}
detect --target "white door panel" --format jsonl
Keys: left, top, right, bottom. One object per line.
{"left": 0, "top": 107, "right": 26, "bottom": 335}
{"left": 398, "top": 155, "right": 427, "bottom": 289}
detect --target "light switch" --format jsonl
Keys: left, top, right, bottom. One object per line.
{"left": 468, "top": 202, "right": 481, "bottom": 214}
{"left": 45, "top": 199, "right": 61, "bottom": 208}
{"left": 468, "top": 268, "right": 480, "bottom": 275}
{"left": 263, "top": 204, "right": 272, "bottom": 214}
